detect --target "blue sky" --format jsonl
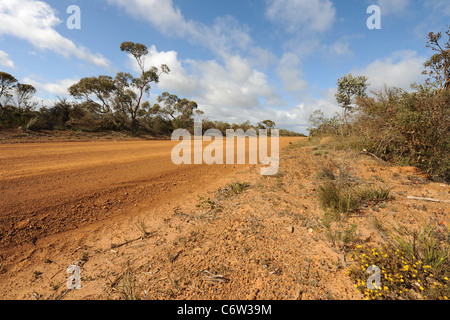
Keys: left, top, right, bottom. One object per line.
{"left": 0, "top": 0, "right": 449, "bottom": 133}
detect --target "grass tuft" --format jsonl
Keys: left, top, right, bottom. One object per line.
{"left": 357, "top": 185, "right": 391, "bottom": 203}
{"left": 317, "top": 182, "right": 360, "bottom": 214}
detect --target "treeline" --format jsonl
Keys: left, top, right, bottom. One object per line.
{"left": 308, "top": 28, "right": 450, "bottom": 181}
{"left": 0, "top": 42, "right": 304, "bottom": 137}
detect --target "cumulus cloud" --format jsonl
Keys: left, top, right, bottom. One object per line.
{"left": 23, "top": 77, "right": 79, "bottom": 96}
{"left": 195, "top": 61, "right": 276, "bottom": 109}
{"left": 271, "top": 87, "right": 341, "bottom": 133}
{"left": 124, "top": 45, "right": 291, "bottom": 131}
{"left": 352, "top": 50, "right": 427, "bottom": 91}
{"left": 0, "top": 0, "right": 109, "bottom": 68}
{"left": 197, "top": 87, "right": 339, "bottom": 134}
{"left": 193, "top": 55, "right": 279, "bottom": 109}
{"left": 276, "top": 52, "right": 308, "bottom": 93}
{"left": 266, "top": 0, "right": 336, "bottom": 33}
{"left": 127, "top": 46, "right": 281, "bottom": 110}
{"left": 190, "top": 55, "right": 281, "bottom": 110}
{"left": 133, "top": 46, "right": 199, "bottom": 96}
{"left": 0, "top": 50, "right": 15, "bottom": 69}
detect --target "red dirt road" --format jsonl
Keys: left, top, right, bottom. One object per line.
{"left": 0, "top": 137, "right": 300, "bottom": 252}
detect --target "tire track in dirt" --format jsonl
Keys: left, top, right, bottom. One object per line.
{"left": 0, "top": 138, "right": 300, "bottom": 252}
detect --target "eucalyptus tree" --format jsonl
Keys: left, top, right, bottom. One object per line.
{"left": 335, "top": 73, "right": 369, "bottom": 128}
{"left": 155, "top": 91, "right": 200, "bottom": 130}
{"left": 69, "top": 42, "right": 170, "bottom": 130}
{"left": 118, "top": 42, "right": 170, "bottom": 129}
{"left": 423, "top": 28, "right": 450, "bottom": 90}
{"left": 0, "top": 71, "right": 18, "bottom": 111}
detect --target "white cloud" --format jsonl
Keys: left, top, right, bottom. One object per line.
{"left": 190, "top": 54, "right": 281, "bottom": 109}
{"left": 105, "top": 0, "right": 251, "bottom": 55}
{"left": 129, "top": 45, "right": 199, "bottom": 96}
{"left": 329, "top": 40, "right": 353, "bottom": 57}
{"left": 276, "top": 52, "right": 308, "bottom": 93}
{"left": 423, "top": 0, "right": 450, "bottom": 16}
{"left": 23, "top": 77, "right": 79, "bottom": 96}
{"left": 106, "top": 0, "right": 189, "bottom": 37}
{"left": 377, "top": 0, "right": 410, "bottom": 15}
{"left": 0, "top": 50, "right": 15, "bottom": 69}
{"left": 352, "top": 50, "right": 427, "bottom": 91}
{"left": 312, "top": 87, "right": 340, "bottom": 116}
{"left": 248, "top": 47, "right": 276, "bottom": 71}
{"left": 196, "top": 87, "right": 339, "bottom": 134}
{"left": 272, "top": 87, "right": 340, "bottom": 133}
{"left": 0, "top": 0, "right": 109, "bottom": 68}
{"left": 128, "top": 46, "right": 281, "bottom": 110}
{"left": 208, "top": 15, "right": 252, "bottom": 54}
{"left": 193, "top": 73, "right": 339, "bottom": 134}
{"left": 266, "top": 0, "right": 336, "bottom": 33}
{"left": 127, "top": 45, "right": 286, "bottom": 128}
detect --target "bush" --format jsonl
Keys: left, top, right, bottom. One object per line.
{"left": 354, "top": 86, "right": 450, "bottom": 181}
{"left": 308, "top": 110, "right": 341, "bottom": 136}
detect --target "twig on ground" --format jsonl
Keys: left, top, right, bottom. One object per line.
{"left": 170, "top": 250, "right": 183, "bottom": 263}
{"left": 407, "top": 196, "right": 450, "bottom": 203}
{"left": 111, "top": 237, "right": 141, "bottom": 249}
{"left": 201, "top": 270, "right": 230, "bottom": 283}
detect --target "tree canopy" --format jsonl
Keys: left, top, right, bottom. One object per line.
{"left": 69, "top": 42, "right": 171, "bottom": 130}
{"left": 0, "top": 71, "right": 18, "bottom": 110}
{"left": 423, "top": 29, "right": 450, "bottom": 90}
{"left": 335, "top": 73, "right": 369, "bottom": 125}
